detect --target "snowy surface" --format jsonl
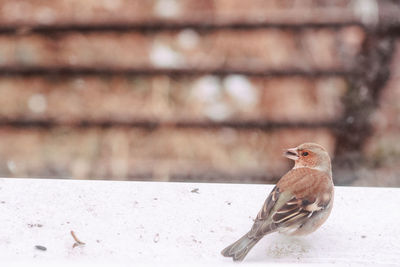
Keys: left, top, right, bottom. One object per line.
{"left": 0, "top": 178, "right": 399, "bottom": 266}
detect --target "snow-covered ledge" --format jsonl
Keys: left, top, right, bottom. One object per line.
{"left": 0, "top": 178, "right": 399, "bottom": 266}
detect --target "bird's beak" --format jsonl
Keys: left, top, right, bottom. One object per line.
{"left": 284, "top": 147, "right": 299, "bottom": 161}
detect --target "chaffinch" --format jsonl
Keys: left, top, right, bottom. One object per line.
{"left": 221, "top": 143, "right": 334, "bottom": 261}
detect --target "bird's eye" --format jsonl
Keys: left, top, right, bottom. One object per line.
{"left": 302, "top": 152, "right": 309, "bottom": 156}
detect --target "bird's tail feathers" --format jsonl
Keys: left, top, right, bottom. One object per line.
{"left": 221, "top": 233, "right": 260, "bottom": 262}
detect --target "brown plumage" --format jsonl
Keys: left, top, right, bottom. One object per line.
{"left": 221, "top": 143, "right": 334, "bottom": 261}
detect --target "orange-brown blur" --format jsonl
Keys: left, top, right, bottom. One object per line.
{"left": 0, "top": 1, "right": 399, "bottom": 186}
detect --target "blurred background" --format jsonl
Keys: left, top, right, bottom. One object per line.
{"left": 0, "top": 0, "right": 399, "bottom": 186}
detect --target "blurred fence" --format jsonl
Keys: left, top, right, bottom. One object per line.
{"left": 1, "top": 0, "right": 400, "bottom": 186}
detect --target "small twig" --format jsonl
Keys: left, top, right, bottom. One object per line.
{"left": 71, "top": 230, "right": 86, "bottom": 248}
{"left": 191, "top": 188, "right": 200, "bottom": 194}
{"left": 28, "top": 223, "right": 43, "bottom": 228}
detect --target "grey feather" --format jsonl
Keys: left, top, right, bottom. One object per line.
{"left": 221, "top": 233, "right": 260, "bottom": 262}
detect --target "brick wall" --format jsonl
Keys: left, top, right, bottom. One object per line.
{"left": 0, "top": 0, "right": 399, "bottom": 186}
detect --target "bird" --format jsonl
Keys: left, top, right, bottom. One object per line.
{"left": 221, "top": 142, "right": 334, "bottom": 261}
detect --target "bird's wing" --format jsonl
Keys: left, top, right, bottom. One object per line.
{"left": 247, "top": 168, "right": 333, "bottom": 239}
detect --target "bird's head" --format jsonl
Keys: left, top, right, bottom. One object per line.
{"left": 284, "top": 143, "right": 332, "bottom": 175}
